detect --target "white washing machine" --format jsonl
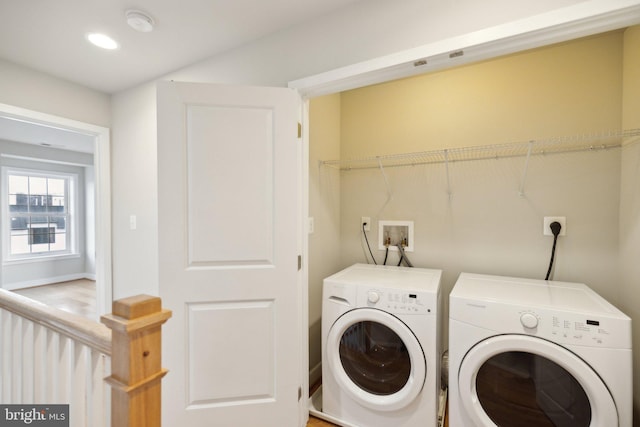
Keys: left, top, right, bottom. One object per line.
{"left": 321, "top": 263, "right": 443, "bottom": 427}
{"left": 449, "top": 273, "right": 632, "bottom": 427}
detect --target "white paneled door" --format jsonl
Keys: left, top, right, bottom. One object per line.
{"left": 157, "top": 81, "right": 303, "bottom": 426}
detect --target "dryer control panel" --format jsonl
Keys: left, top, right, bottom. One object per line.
{"left": 452, "top": 298, "right": 631, "bottom": 349}
{"left": 545, "top": 311, "right": 620, "bottom": 347}
{"left": 363, "top": 288, "right": 435, "bottom": 315}
{"left": 511, "top": 307, "right": 631, "bottom": 348}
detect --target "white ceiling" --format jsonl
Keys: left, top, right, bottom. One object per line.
{"left": 2, "top": 1, "right": 637, "bottom": 153}
{"left": 0, "top": 0, "right": 362, "bottom": 95}
{"left": 0, "top": 0, "right": 361, "bottom": 153}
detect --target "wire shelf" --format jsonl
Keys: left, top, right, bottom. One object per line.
{"left": 322, "top": 128, "right": 640, "bottom": 171}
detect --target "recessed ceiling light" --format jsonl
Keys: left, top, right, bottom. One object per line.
{"left": 87, "top": 33, "right": 119, "bottom": 50}
{"left": 126, "top": 10, "right": 155, "bottom": 32}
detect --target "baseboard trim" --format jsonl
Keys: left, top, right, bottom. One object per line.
{"left": 3, "top": 273, "right": 94, "bottom": 291}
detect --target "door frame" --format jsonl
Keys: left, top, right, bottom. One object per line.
{"left": 0, "top": 102, "right": 112, "bottom": 317}
{"left": 299, "top": 98, "right": 310, "bottom": 426}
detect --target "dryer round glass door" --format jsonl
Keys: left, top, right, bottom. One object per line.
{"left": 326, "top": 308, "right": 426, "bottom": 411}
{"left": 458, "top": 335, "right": 617, "bottom": 427}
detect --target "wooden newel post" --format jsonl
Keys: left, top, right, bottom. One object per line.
{"left": 101, "top": 295, "right": 172, "bottom": 427}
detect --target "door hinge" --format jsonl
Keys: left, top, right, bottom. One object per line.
{"left": 297, "top": 122, "right": 302, "bottom": 138}
{"left": 297, "top": 255, "right": 302, "bottom": 270}
{"left": 298, "top": 386, "right": 302, "bottom": 401}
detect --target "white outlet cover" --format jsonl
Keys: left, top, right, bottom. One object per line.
{"left": 543, "top": 216, "right": 566, "bottom": 236}
{"left": 361, "top": 217, "right": 371, "bottom": 231}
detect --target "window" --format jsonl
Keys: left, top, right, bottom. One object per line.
{"left": 3, "top": 168, "right": 77, "bottom": 260}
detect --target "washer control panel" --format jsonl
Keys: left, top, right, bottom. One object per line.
{"left": 364, "top": 288, "right": 434, "bottom": 314}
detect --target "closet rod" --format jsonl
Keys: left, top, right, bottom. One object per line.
{"left": 323, "top": 128, "right": 640, "bottom": 171}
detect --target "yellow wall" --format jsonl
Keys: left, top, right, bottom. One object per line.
{"left": 340, "top": 31, "right": 623, "bottom": 159}
{"left": 622, "top": 26, "right": 640, "bottom": 130}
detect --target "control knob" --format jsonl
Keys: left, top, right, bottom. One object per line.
{"left": 520, "top": 313, "right": 538, "bottom": 329}
{"left": 367, "top": 291, "right": 380, "bottom": 304}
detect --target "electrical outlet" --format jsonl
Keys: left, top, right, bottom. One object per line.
{"left": 361, "top": 217, "right": 371, "bottom": 231}
{"left": 544, "top": 216, "right": 566, "bottom": 236}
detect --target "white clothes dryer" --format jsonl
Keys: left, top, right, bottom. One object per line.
{"left": 449, "top": 273, "right": 632, "bottom": 427}
{"left": 322, "top": 263, "right": 442, "bottom": 427}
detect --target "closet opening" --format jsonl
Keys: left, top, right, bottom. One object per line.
{"left": 301, "top": 21, "right": 640, "bottom": 395}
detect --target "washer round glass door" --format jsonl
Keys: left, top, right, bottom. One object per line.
{"left": 458, "top": 335, "right": 618, "bottom": 427}
{"left": 326, "top": 308, "right": 426, "bottom": 411}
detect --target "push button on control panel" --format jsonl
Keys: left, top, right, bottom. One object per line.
{"left": 367, "top": 291, "right": 380, "bottom": 304}
{"left": 520, "top": 312, "right": 539, "bottom": 329}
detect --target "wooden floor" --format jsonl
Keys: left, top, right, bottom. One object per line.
{"left": 307, "top": 405, "right": 447, "bottom": 427}
{"left": 308, "top": 409, "right": 447, "bottom": 426}
{"left": 12, "top": 279, "right": 97, "bottom": 319}
{"left": 307, "top": 416, "right": 337, "bottom": 426}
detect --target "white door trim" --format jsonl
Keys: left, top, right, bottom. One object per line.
{"left": 0, "top": 102, "right": 112, "bottom": 317}
{"left": 289, "top": 0, "right": 640, "bottom": 97}
{"left": 299, "top": 98, "right": 310, "bottom": 427}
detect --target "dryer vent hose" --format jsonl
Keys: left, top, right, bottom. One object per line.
{"left": 441, "top": 350, "right": 449, "bottom": 389}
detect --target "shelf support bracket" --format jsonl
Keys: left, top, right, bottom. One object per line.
{"left": 518, "top": 141, "right": 534, "bottom": 197}
{"left": 444, "top": 149, "right": 452, "bottom": 199}
{"left": 376, "top": 157, "right": 393, "bottom": 216}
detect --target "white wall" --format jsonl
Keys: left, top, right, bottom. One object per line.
{"left": 0, "top": 59, "right": 110, "bottom": 128}
{"left": 110, "top": 82, "right": 158, "bottom": 299}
